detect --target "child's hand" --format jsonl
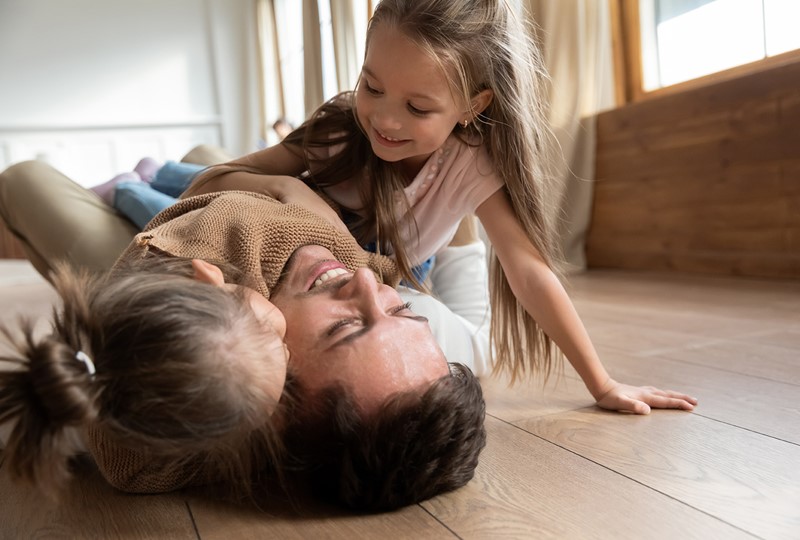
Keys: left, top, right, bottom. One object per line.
{"left": 594, "top": 379, "right": 698, "bottom": 414}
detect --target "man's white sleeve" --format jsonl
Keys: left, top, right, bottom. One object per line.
{"left": 398, "top": 241, "right": 491, "bottom": 376}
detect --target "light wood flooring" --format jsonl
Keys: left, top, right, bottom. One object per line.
{"left": 1, "top": 260, "right": 798, "bottom": 539}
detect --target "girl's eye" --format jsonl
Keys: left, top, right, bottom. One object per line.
{"left": 407, "top": 104, "right": 429, "bottom": 116}
{"left": 364, "top": 83, "right": 382, "bottom": 96}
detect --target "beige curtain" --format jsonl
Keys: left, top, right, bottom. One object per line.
{"left": 523, "top": 0, "right": 615, "bottom": 272}
{"left": 330, "top": 0, "right": 361, "bottom": 92}
{"left": 256, "top": 0, "right": 285, "bottom": 144}
{"left": 302, "top": 0, "right": 325, "bottom": 115}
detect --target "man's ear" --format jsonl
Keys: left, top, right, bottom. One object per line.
{"left": 470, "top": 89, "right": 494, "bottom": 118}
{"left": 191, "top": 259, "right": 225, "bottom": 286}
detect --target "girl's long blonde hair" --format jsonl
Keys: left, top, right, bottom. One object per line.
{"left": 366, "top": 0, "right": 562, "bottom": 383}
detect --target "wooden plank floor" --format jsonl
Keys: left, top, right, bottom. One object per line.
{"left": 1, "top": 261, "right": 798, "bottom": 539}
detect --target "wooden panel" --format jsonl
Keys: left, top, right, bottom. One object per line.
{"left": 0, "top": 458, "right": 197, "bottom": 539}
{"left": 481, "top": 372, "right": 592, "bottom": 424}
{"left": 659, "top": 334, "right": 800, "bottom": 386}
{"left": 188, "top": 492, "right": 454, "bottom": 539}
{"left": 422, "top": 416, "right": 753, "bottom": 540}
{"left": 520, "top": 410, "right": 800, "bottom": 540}
{"left": 587, "top": 59, "right": 800, "bottom": 279}
{"left": 3, "top": 266, "right": 800, "bottom": 537}
{"left": 593, "top": 349, "right": 800, "bottom": 445}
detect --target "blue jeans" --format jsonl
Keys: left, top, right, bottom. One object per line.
{"left": 150, "top": 161, "right": 205, "bottom": 197}
{"left": 114, "top": 183, "right": 177, "bottom": 230}
{"left": 113, "top": 161, "right": 205, "bottom": 229}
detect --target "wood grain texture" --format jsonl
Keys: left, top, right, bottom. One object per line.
{"left": 481, "top": 372, "right": 592, "bottom": 424}
{"left": 187, "top": 492, "right": 455, "bottom": 539}
{"left": 0, "top": 459, "right": 197, "bottom": 540}
{"left": 421, "top": 416, "right": 754, "bottom": 540}
{"left": 587, "top": 59, "right": 800, "bottom": 279}
{"left": 1, "top": 263, "right": 798, "bottom": 538}
{"left": 593, "top": 349, "right": 800, "bottom": 445}
{"left": 520, "top": 410, "right": 800, "bottom": 540}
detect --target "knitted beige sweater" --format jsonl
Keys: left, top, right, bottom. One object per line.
{"left": 117, "top": 190, "right": 398, "bottom": 296}
{"left": 88, "top": 191, "right": 398, "bottom": 493}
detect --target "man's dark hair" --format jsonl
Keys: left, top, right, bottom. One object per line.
{"left": 280, "top": 363, "right": 486, "bottom": 511}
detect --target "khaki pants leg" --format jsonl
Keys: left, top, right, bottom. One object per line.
{"left": 0, "top": 161, "right": 138, "bottom": 281}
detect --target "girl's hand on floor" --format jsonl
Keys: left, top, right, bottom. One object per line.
{"left": 595, "top": 379, "right": 698, "bottom": 414}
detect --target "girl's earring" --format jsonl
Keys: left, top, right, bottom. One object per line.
{"left": 462, "top": 119, "right": 470, "bottom": 129}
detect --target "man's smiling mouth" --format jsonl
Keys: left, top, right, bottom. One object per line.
{"left": 311, "top": 267, "right": 349, "bottom": 289}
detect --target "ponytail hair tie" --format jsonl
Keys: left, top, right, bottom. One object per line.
{"left": 75, "top": 350, "right": 96, "bottom": 377}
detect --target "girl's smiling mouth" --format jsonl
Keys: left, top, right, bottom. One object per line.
{"left": 373, "top": 128, "right": 408, "bottom": 147}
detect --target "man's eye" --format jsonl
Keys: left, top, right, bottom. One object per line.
{"left": 327, "top": 319, "right": 355, "bottom": 336}
{"left": 391, "top": 302, "right": 413, "bottom": 315}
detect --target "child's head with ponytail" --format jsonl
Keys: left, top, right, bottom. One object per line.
{"left": 0, "top": 260, "right": 288, "bottom": 498}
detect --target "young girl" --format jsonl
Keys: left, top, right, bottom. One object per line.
{"left": 184, "top": 0, "right": 697, "bottom": 414}
{"left": 0, "top": 258, "right": 288, "bottom": 498}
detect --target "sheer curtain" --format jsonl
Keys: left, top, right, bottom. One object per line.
{"left": 302, "top": 0, "right": 325, "bottom": 115}
{"left": 256, "top": 0, "right": 367, "bottom": 144}
{"left": 256, "top": 0, "right": 283, "bottom": 145}
{"left": 523, "top": 0, "right": 616, "bottom": 272}
{"left": 330, "top": 0, "right": 361, "bottom": 92}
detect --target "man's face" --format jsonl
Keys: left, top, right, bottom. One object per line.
{"left": 270, "top": 245, "right": 449, "bottom": 414}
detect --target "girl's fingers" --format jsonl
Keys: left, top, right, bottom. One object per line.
{"left": 648, "top": 388, "right": 699, "bottom": 406}
{"left": 646, "top": 394, "right": 696, "bottom": 410}
{"left": 631, "top": 399, "right": 651, "bottom": 415}
{"left": 617, "top": 396, "right": 651, "bottom": 415}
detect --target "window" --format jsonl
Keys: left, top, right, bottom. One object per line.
{"left": 616, "top": 0, "right": 800, "bottom": 101}
{"left": 264, "top": 0, "right": 370, "bottom": 140}
{"left": 272, "top": 0, "right": 305, "bottom": 129}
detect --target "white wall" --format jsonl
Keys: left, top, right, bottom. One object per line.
{"left": 0, "top": 0, "right": 259, "bottom": 186}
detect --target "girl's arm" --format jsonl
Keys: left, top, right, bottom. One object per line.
{"left": 183, "top": 142, "right": 305, "bottom": 197}
{"left": 476, "top": 190, "right": 697, "bottom": 414}
{"left": 182, "top": 143, "right": 348, "bottom": 233}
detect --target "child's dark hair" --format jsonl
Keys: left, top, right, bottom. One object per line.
{"left": 280, "top": 363, "right": 486, "bottom": 511}
{"left": 0, "top": 263, "right": 286, "bottom": 498}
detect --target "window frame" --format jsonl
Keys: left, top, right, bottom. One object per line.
{"left": 611, "top": 0, "right": 800, "bottom": 104}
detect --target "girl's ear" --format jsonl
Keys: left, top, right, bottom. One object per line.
{"left": 469, "top": 89, "right": 494, "bottom": 118}
{"left": 191, "top": 259, "right": 226, "bottom": 286}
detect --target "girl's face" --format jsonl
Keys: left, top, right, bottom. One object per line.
{"left": 356, "top": 23, "right": 466, "bottom": 177}
{"left": 190, "top": 259, "right": 287, "bottom": 339}
{"left": 190, "top": 259, "right": 288, "bottom": 409}
{"left": 238, "top": 286, "right": 287, "bottom": 339}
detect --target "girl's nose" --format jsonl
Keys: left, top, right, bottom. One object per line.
{"left": 372, "top": 107, "right": 402, "bottom": 132}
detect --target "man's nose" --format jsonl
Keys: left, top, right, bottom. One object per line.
{"left": 339, "top": 268, "right": 387, "bottom": 313}
{"left": 341, "top": 268, "right": 380, "bottom": 295}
